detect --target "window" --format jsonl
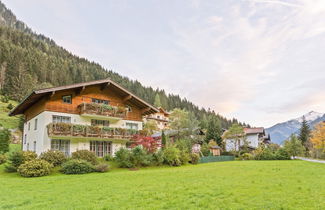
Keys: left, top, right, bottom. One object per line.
{"left": 33, "top": 141, "right": 36, "bottom": 152}
{"left": 51, "top": 139, "right": 70, "bottom": 156}
{"left": 126, "top": 122, "right": 138, "bottom": 130}
{"left": 90, "top": 141, "right": 111, "bottom": 157}
{"left": 53, "top": 115, "right": 71, "bottom": 123}
{"left": 24, "top": 134, "right": 27, "bottom": 144}
{"left": 28, "top": 122, "right": 30, "bottom": 131}
{"left": 91, "top": 119, "right": 109, "bottom": 127}
{"left": 34, "top": 118, "right": 38, "bottom": 130}
{"left": 62, "top": 95, "right": 72, "bottom": 104}
{"left": 126, "top": 105, "right": 132, "bottom": 112}
{"left": 92, "top": 98, "right": 109, "bottom": 104}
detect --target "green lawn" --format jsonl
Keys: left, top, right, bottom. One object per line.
{"left": 0, "top": 96, "right": 21, "bottom": 129}
{"left": 0, "top": 160, "right": 324, "bottom": 209}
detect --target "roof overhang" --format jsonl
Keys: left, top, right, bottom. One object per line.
{"left": 9, "top": 78, "right": 159, "bottom": 116}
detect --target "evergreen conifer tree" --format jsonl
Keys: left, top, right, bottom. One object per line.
{"left": 299, "top": 116, "right": 311, "bottom": 150}
{"left": 205, "top": 116, "right": 222, "bottom": 145}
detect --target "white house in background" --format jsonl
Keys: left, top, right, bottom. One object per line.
{"left": 224, "top": 127, "right": 271, "bottom": 152}
{"left": 143, "top": 107, "right": 170, "bottom": 130}
{"left": 9, "top": 79, "right": 158, "bottom": 157}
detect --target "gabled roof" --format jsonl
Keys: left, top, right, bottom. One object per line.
{"left": 244, "top": 127, "right": 265, "bottom": 135}
{"left": 9, "top": 78, "right": 159, "bottom": 116}
{"left": 157, "top": 107, "right": 170, "bottom": 116}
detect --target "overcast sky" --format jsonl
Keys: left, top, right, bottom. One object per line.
{"left": 3, "top": 0, "right": 325, "bottom": 127}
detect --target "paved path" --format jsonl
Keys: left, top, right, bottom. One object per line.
{"left": 295, "top": 157, "right": 325, "bottom": 164}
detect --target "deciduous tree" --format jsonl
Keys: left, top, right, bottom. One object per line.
{"left": 283, "top": 135, "right": 305, "bottom": 158}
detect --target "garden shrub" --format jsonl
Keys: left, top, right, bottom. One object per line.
{"left": 103, "top": 154, "right": 113, "bottom": 161}
{"left": 239, "top": 153, "right": 253, "bottom": 160}
{"left": 17, "top": 159, "right": 52, "bottom": 177}
{"left": 130, "top": 146, "right": 150, "bottom": 167}
{"left": 61, "top": 159, "right": 95, "bottom": 174}
{"left": 179, "top": 150, "right": 190, "bottom": 165}
{"left": 275, "top": 148, "right": 291, "bottom": 160}
{"left": 95, "top": 163, "right": 109, "bottom": 173}
{"left": 5, "top": 151, "right": 37, "bottom": 172}
{"left": 7, "top": 103, "right": 14, "bottom": 110}
{"left": 252, "top": 146, "right": 291, "bottom": 160}
{"left": 71, "top": 150, "right": 98, "bottom": 165}
{"left": 151, "top": 150, "right": 164, "bottom": 166}
{"left": 163, "top": 146, "right": 181, "bottom": 166}
{"left": 114, "top": 148, "right": 134, "bottom": 168}
{"left": 40, "top": 150, "right": 67, "bottom": 166}
{"left": 0, "top": 154, "right": 6, "bottom": 164}
{"left": 190, "top": 153, "right": 200, "bottom": 164}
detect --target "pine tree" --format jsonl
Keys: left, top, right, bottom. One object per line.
{"left": 0, "top": 128, "right": 10, "bottom": 154}
{"left": 161, "top": 130, "right": 167, "bottom": 149}
{"left": 299, "top": 116, "right": 311, "bottom": 150}
{"left": 205, "top": 116, "right": 222, "bottom": 145}
{"left": 154, "top": 94, "right": 162, "bottom": 107}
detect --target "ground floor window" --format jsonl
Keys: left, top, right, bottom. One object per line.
{"left": 90, "top": 141, "right": 111, "bottom": 157}
{"left": 126, "top": 122, "right": 138, "bottom": 130}
{"left": 51, "top": 139, "right": 70, "bottom": 156}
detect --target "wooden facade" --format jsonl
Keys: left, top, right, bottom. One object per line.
{"left": 24, "top": 84, "right": 146, "bottom": 121}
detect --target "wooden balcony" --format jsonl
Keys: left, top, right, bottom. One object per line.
{"left": 47, "top": 123, "right": 138, "bottom": 140}
{"left": 78, "top": 103, "right": 127, "bottom": 120}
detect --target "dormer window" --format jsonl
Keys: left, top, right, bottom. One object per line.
{"left": 62, "top": 95, "right": 72, "bottom": 104}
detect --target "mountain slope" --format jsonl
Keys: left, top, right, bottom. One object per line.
{"left": 266, "top": 111, "right": 324, "bottom": 144}
{"left": 0, "top": 1, "right": 246, "bottom": 129}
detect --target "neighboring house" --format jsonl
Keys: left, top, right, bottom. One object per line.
{"left": 9, "top": 79, "right": 158, "bottom": 157}
{"left": 224, "top": 127, "right": 271, "bottom": 152}
{"left": 144, "top": 107, "right": 170, "bottom": 130}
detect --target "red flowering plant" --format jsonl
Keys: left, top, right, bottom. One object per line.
{"left": 130, "top": 134, "right": 160, "bottom": 153}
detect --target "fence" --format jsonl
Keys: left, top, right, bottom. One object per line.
{"left": 199, "top": 155, "right": 235, "bottom": 164}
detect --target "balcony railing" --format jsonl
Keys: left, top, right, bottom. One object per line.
{"left": 78, "top": 103, "right": 127, "bottom": 119}
{"left": 47, "top": 123, "right": 138, "bottom": 140}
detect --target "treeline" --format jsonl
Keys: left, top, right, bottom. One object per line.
{"left": 0, "top": 1, "right": 247, "bottom": 129}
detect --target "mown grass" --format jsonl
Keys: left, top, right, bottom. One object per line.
{"left": 0, "top": 96, "right": 20, "bottom": 129}
{"left": 0, "top": 160, "right": 324, "bottom": 210}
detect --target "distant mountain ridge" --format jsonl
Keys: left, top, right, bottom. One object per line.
{"left": 266, "top": 111, "right": 325, "bottom": 145}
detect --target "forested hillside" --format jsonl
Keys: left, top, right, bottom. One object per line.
{"left": 0, "top": 1, "right": 246, "bottom": 129}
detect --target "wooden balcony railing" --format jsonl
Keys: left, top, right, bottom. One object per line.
{"left": 78, "top": 103, "right": 127, "bottom": 118}
{"left": 47, "top": 123, "right": 138, "bottom": 140}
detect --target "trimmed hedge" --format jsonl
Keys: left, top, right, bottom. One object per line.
{"left": 71, "top": 150, "right": 98, "bottom": 165}
{"left": 61, "top": 159, "right": 95, "bottom": 174}
{"left": 17, "top": 159, "right": 52, "bottom": 177}
{"left": 40, "top": 150, "right": 67, "bottom": 166}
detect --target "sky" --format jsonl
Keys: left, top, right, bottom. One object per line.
{"left": 3, "top": 0, "right": 325, "bottom": 127}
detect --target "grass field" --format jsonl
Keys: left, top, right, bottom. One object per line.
{"left": 0, "top": 160, "right": 324, "bottom": 210}
{"left": 0, "top": 96, "right": 20, "bottom": 129}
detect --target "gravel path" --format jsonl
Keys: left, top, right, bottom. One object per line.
{"left": 295, "top": 157, "right": 325, "bottom": 164}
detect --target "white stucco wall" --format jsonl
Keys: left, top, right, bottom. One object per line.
{"left": 22, "top": 111, "right": 142, "bottom": 156}
{"left": 225, "top": 134, "right": 260, "bottom": 152}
